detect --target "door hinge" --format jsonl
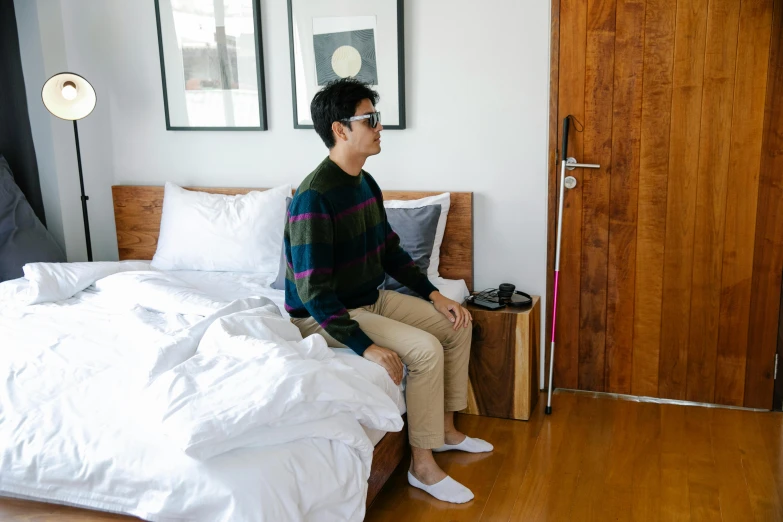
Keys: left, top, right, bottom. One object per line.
{"left": 775, "top": 354, "right": 779, "bottom": 380}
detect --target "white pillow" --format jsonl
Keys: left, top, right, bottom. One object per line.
{"left": 11, "top": 261, "right": 151, "bottom": 305}
{"left": 384, "top": 192, "right": 450, "bottom": 278}
{"left": 151, "top": 183, "right": 291, "bottom": 273}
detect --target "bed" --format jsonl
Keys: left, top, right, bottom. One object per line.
{"left": 0, "top": 185, "right": 473, "bottom": 521}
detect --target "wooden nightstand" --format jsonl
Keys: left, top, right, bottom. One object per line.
{"left": 460, "top": 296, "right": 540, "bottom": 421}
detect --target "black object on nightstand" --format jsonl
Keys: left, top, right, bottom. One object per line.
{"left": 468, "top": 286, "right": 533, "bottom": 310}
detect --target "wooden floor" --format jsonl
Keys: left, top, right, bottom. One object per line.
{"left": 366, "top": 391, "right": 783, "bottom": 521}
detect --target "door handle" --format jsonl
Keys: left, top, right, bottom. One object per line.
{"left": 565, "top": 157, "right": 600, "bottom": 170}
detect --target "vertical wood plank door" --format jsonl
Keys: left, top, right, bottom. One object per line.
{"left": 547, "top": 0, "right": 783, "bottom": 408}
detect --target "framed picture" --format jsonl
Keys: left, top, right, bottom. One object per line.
{"left": 154, "top": 0, "right": 267, "bottom": 131}
{"left": 287, "top": 0, "right": 405, "bottom": 129}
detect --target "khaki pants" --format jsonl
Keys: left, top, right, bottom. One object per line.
{"left": 291, "top": 290, "right": 471, "bottom": 449}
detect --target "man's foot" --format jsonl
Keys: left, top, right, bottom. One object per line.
{"left": 408, "top": 443, "right": 475, "bottom": 503}
{"left": 432, "top": 435, "right": 494, "bottom": 454}
{"left": 409, "top": 457, "right": 447, "bottom": 485}
{"left": 407, "top": 472, "right": 474, "bottom": 504}
{"left": 444, "top": 431, "right": 468, "bottom": 445}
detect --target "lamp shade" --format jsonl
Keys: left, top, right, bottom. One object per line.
{"left": 41, "top": 72, "right": 96, "bottom": 121}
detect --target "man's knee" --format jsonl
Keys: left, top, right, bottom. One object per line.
{"left": 406, "top": 331, "right": 444, "bottom": 373}
{"left": 457, "top": 322, "right": 472, "bottom": 347}
{"left": 444, "top": 321, "right": 472, "bottom": 352}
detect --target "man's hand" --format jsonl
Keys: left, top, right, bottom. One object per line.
{"left": 363, "top": 344, "right": 404, "bottom": 385}
{"left": 429, "top": 291, "right": 472, "bottom": 330}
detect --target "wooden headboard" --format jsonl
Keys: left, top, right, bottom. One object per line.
{"left": 112, "top": 186, "right": 474, "bottom": 290}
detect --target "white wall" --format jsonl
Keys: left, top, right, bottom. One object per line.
{"left": 16, "top": 0, "right": 552, "bottom": 378}
{"left": 14, "top": 0, "right": 68, "bottom": 254}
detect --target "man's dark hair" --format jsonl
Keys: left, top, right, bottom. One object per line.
{"left": 310, "top": 78, "right": 380, "bottom": 149}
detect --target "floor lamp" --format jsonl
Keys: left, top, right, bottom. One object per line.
{"left": 41, "top": 72, "right": 96, "bottom": 261}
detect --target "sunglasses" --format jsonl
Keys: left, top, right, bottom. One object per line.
{"left": 342, "top": 111, "right": 381, "bottom": 128}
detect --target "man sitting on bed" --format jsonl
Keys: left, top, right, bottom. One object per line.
{"left": 284, "top": 78, "right": 492, "bottom": 504}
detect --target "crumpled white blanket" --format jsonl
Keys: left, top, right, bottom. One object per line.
{"left": 0, "top": 262, "right": 402, "bottom": 521}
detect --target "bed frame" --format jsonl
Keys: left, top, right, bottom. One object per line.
{"left": 0, "top": 186, "right": 473, "bottom": 520}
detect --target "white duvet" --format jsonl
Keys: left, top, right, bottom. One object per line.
{"left": 0, "top": 262, "right": 404, "bottom": 521}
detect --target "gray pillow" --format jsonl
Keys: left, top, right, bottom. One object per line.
{"left": 271, "top": 197, "right": 292, "bottom": 290}
{"left": 383, "top": 204, "right": 441, "bottom": 297}
{"left": 0, "top": 155, "right": 66, "bottom": 282}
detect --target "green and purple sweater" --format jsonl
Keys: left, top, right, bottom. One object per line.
{"left": 284, "top": 157, "right": 438, "bottom": 355}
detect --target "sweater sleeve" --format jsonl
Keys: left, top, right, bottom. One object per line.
{"left": 288, "top": 190, "right": 374, "bottom": 355}
{"left": 382, "top": 219, "right": 439, "bottom": 300}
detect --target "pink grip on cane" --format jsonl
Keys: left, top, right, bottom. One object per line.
{"left": 551, "top": 271, "right": 560, "bottom": 340}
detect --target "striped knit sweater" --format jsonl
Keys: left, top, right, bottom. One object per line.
{"left": 284, "top": 157, "right": 439, "bottom": 355}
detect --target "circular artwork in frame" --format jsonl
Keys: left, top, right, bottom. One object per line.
{"left": 314, "top": 29, "right": 378, "bottom": 85}
{"left": 287, "top": 0, "right": 405, "bottom": 129}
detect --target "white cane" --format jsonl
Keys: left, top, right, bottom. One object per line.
{"left": 546, "top": 116, "right": 599, "bottom": 414}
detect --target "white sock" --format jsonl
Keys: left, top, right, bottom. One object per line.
{"left": 432, "top": 436, "right": 494, "bottom": 453}
{"left": 407, "top": 472, "right": 474, "bottom": 503}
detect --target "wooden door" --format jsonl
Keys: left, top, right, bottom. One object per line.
{"left": 546, "top": 0, "right": 783, "bottom": 408}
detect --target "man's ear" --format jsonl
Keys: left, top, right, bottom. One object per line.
{"left": 332, "top": 121, "right": 348, "bottom": 143}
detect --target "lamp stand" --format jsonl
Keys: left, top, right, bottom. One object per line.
{"left": 73, "top": 120, "right": 92, "bottom": 261}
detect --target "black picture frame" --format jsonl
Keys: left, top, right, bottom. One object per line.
{"left": 287, "top": 0, "right": 406, "bottom": 129}
{"left": 154, "top": 0, "right": 268, "bottom": 131}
